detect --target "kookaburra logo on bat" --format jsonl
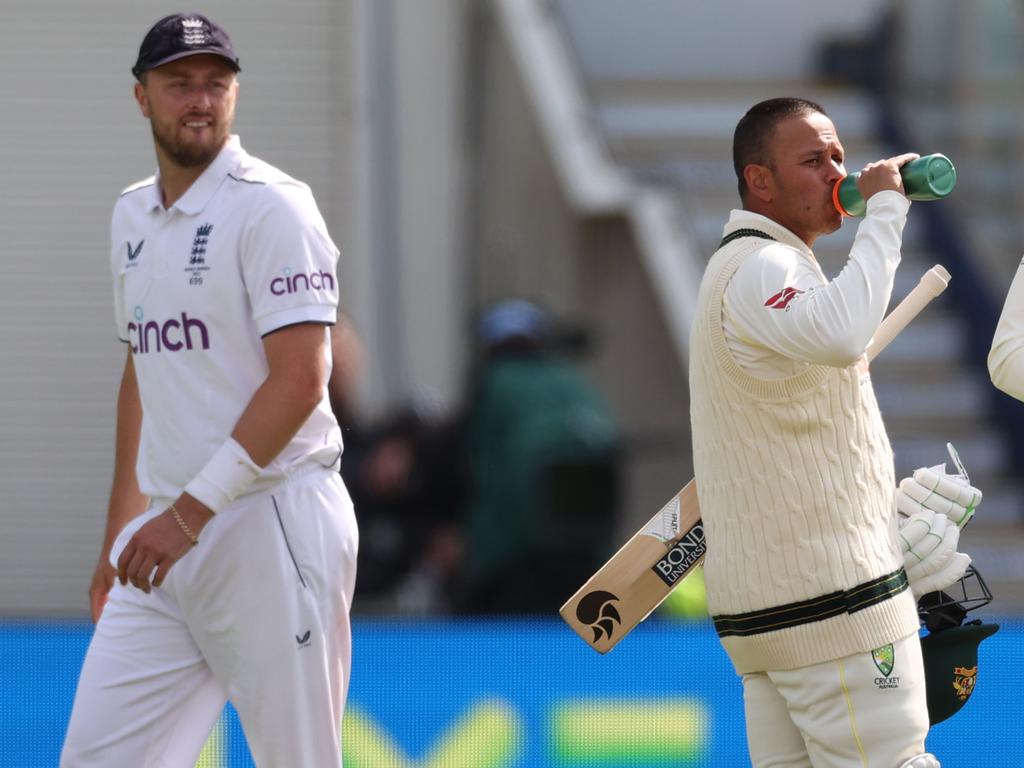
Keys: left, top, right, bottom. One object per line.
{"left": 576, "top": 590, "right": 621, "bottom": 643}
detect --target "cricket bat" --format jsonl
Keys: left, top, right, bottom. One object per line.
{"left": 560, "top": 264, "right": 952, "bottom": 653}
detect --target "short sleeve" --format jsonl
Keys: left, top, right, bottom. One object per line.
{"left": 111, "top": 214, "right": 129, "bottom": 343}
{"left": 241, "top": 183, "right": 341, "bottom": 336}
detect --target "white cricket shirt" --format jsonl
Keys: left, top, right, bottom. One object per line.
{"left": 721, "top": 191, "right": 910, "bottom": 378}
{"left": 110, "top": 135, "right": 343, "bottom": 502}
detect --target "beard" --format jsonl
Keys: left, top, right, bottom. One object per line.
{"left": 151, "top": 119, "right": 230, "bottom": 169}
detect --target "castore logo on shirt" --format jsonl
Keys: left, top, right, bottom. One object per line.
{"left": 126, "top": 240, "right": 144, "bottom": 264}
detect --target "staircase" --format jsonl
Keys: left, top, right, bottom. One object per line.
{"left": 546, "top": 0, "right": 1024, "bottom": 612}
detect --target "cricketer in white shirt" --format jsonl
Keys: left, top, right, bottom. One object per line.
{"left": 63, "top": 132, "right": 358, "bottom": 768}
{"left": 113, "top": 134, "right": 344, "bottom": 500}
{"left": 63, "top": 15, "right": 359, "bottom": 767}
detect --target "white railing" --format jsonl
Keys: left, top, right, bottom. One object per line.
{"left": 494, "top": 0, "right": 703, "bottom": 363}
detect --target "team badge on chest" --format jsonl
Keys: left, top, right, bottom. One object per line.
{"left": 185, "top": 222, "right": 214, "bottom": 286}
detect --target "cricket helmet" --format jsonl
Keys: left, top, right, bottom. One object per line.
{"left": 917, "top": 565, "right": 999, "bottom": 725}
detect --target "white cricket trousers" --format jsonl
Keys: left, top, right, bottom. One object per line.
{"left": 742, "top": 632, "right": 931, "bottom": 767}
{"left": 61, "top": 466, "right": 358, "bottom": 768}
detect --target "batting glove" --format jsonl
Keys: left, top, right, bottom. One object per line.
{"left": 896, "top": 442, "right": 982, "bottom": 529}
{"left": 896, "top": 443, "right": 979, "bottom": 598}
{"left": 898, "top": 507, "right": 970, "bottom": 598}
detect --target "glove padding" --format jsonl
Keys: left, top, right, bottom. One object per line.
{"left": 899, "top": 507, "right": 971, "bottom": 598}
{"left": 896, "top": 464, "right": 981, "bottom": 528}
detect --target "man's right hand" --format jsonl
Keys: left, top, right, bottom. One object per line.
{"left": 857, "top": 152, "right": 920, "bottom": 202}
{"left": 899, "top": 507, "right": 970, "bottom": 598}
{"left": 88, "top": 557, "right": 117, "bottom": 623}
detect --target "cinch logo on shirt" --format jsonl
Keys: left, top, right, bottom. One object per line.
{"left": 270, "top": 269, "right": 335, "bottom": 296}
{"left": 128, "top": 309, "right": 211, "bottom": 354}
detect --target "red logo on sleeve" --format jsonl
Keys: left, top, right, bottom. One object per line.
{"left": 764, "top": 286, "right": 804, "bottom": 310}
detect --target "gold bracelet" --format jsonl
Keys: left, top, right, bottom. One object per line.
{"left": 169, "top": 503, "right": 199, "bottom": 546}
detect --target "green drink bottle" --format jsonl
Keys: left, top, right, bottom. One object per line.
{"left": 832, "top": 153, "right": 957, "bottom": 217}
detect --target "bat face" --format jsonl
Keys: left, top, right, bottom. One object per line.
{"left": 559, "top": 481, "right": 705, "bottom": 653}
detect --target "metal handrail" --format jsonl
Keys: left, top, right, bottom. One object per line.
{"left": 869, "top": 11, "right": 1024, "bottom": 483}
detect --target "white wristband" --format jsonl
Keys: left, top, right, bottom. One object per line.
{"left": 184, "top": 438, "right": 262, "bottom": 513}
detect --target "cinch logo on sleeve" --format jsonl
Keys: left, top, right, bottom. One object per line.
{"left": 128, "top": 306, "right": 210, "bottom": 354}
{"left": 270, "top": 267, "right": 335, "bottom": 296}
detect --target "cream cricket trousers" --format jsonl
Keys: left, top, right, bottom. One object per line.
{"left": 743, "top": 632, "right": 931, "bottom": 767}
{"left": 61, "top": 467, "right": 358, "bottom": 768}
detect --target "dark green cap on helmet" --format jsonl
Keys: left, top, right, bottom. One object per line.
{"left": 916, "top": 565, "right": 999, "bottom": 725}
{"left": 920, "top": 621, "right": 999, "bottom": 725}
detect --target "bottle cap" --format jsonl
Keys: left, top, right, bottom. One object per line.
{"left": 911, "top": 154, "right": 957, "bottom": 200}
{"left": 833, "top": 176, "right": 863, "bottom": 217}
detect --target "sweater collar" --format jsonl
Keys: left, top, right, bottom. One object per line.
{"left": 722, "top": 210, "right": 813, "bottom": 256}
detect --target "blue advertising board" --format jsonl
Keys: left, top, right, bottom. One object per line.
{"left": 1, "top": 618, "right": 1018, "bottom": 766}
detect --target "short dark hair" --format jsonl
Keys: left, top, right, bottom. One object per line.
{"left": 732, "top": 97, "right": 827, "bottom": 199}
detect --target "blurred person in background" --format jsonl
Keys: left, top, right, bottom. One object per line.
{"left": 328, "top": 311, "right": 367, "bottom": 435}
{"left": 62, "top": 14, "right": 356, "bottom": 766}
{"left": 326, "top": 313, "right": 466, "bottom": 614}
{"left": 455, "top": 299, "right": 620, "bottom": 615}
{"left": 689, "top": 97, "right": 973, "bottom": 768}
{"left": 340, "top": 402, "right": 465, "bottom": 614}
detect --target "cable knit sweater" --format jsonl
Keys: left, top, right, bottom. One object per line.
{"left": 689, "top": 211, "right": 919, "bottom": 674}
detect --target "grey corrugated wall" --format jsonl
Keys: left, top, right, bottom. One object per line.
{"left": 0, "top": 1, "right": 357, "bottom": 615}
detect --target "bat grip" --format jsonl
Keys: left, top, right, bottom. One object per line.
{"left": 866, "top": 265, "right": 950, "bottom": 363}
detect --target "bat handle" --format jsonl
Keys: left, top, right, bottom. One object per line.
{"left": 866, "top": 265, "right": 950, "bottom": 363}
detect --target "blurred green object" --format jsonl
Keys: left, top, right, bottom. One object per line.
{"left": 659, "top": 566, "right": 708, "bottom": 619}
{"left": 833, "top": 153, "right": 957, "bottom": 216}
{"left": 462, "top": 354, "right": 619, "bottom": 613}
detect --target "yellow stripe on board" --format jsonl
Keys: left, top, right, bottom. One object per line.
{"left": 194, "top": 714, "right": 226, "bottom": 768}
{"left": 420, "top": 699, "right": 521, "bottom": 768}
{"left": 343, "top": 706, "right": 415, "bottom": 768}
{"left": 343, "top": 701, "right": 522, "bottom": 768}
{"left": 552, "top": 698, "right": 708, "bottom": 762}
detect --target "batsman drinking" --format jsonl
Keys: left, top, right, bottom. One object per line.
{"left": 688, "top": 97, "right": 980, "bottom": 767}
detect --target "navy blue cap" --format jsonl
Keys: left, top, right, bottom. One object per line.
{"left": 133, "top": 13, "right": 240, "bottom": 79}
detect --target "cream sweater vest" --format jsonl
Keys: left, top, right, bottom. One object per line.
{"left": 690, "top": 232, "right": 919, "bottom": 674}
